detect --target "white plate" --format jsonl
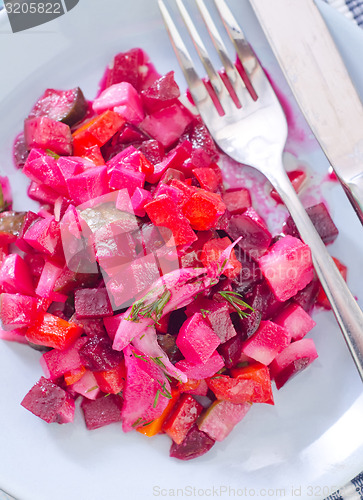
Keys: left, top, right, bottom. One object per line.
{"left": 0, "top": 2, "right": 362, "bottom": 500}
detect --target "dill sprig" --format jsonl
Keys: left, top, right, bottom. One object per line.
{"left": 153, "top": 380, "right": 172, "bottom": 408}
{"left": 217, "top": 290, "right": 254, "bottom": 320}
{"left": 126, "top": 286, "right": 171, "bottom": 324}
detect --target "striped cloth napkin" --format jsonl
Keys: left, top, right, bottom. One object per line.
{"left": 0, "top": 1, "right": 362, "bottom": 500}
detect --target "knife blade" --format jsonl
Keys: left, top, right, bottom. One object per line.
{"left": 249, "top": 0, "right": 363, "bottom": 224}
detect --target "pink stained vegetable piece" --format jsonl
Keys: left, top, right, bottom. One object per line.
{"left": 23, "top": 148, "right": 69, "bottom": 197}
{"left": 40, "top": 337, "right": 88, "bottom": 380}
{"left": 176, "top": 313, "right": 221, "bottom": 365}
{"left": 0, "top": 293, "right": 38, "bottom": 330}
{"left": 131, "top": 187, "right": 153, "bottom": 217}
{"left": 24, "top": 116, "right": 73, "bottom": 156}
{"left": 23, "top": 216, "right": 63, "bottom": 259}
{"left": 241, "top": 320, "right": 291, "bottom": 365}
{"left": 93, "top": 82, "right": 145, "bottom": 124}
{"left": 66, "top": 166, "right": 109, "bottom": 206}
{"left": 122, "top": 346, "right": 172, "bottom": 432}
{"left": 140, "top": 103, "right": 194, "bottom": 149}
{"left": 258, "top": 235, "right": 314, "bottom": 302}
{"left": 74, "top": 288, "right": 113, "bottom": 319}
{"left": 109, "top": 167, "right": 146, "bottom": 195}
{"left": 269, "top": 338, "right": 319, "bottom": 389}
{"left": 21, "top": 377, "right": 75, "bottom": 424}
{"left": 57, "top": 156, "right": 87, "bottom": 180}
{"left": 0, "top": 327, "right": 28, "bottom": 344}
{"left": 273, "top": 303, "right": 316, "bottom": 341}
{"left": 103, "top": 313, "right": 124, "bottom": 341}
{"left": 226, "top": 207, "right": 272, "bottom": 260}
{"left": 27, "top": 181, "right": 60, "bottom": 206}
{"left": 0, "top": 254, "right": 35, "bottom": 296}
{"left": 81, "top": 394, "right": 123, "bottom": 430}
{"left": 70, "top": 370, "right": 101, "bottom": 400}
{"left": 198, "top": 400, "right": 251, "bottom": 442}
{"left": 175, "top": 350, "right": 225, "bottom": 380}
{"left": 35, "top": 260, "right": 63, "bottom": 298}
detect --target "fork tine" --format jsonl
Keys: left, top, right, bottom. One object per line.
{"left": 158, "top": 0, "right": 220, "bottom": 121}
{"left": 195, "top": 0, "right": 248, "bottom": 107}
{"left": 214, "top": 0, "right": 259, "bottom": 100}
{"left": 176, "top": 0, "right": 234, "bottom": 115}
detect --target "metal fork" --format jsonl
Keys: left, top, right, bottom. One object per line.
{"left": 158, "top": 0, "right": 363, "bottom": 380}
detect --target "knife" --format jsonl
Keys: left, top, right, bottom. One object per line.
{"left": 249, "top": 0, "right": 363, "bottom": 224}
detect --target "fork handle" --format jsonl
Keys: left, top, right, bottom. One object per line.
{"left": 269, "top": 164, "right": 363, "bottom": 381}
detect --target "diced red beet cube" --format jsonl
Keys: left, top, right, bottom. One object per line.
{"left": 13, "top": 132, "right": 29, "bottom": 169}
{"left": 175, "top": 350, "right": 225, "bottom": 380}
{"left": 27, "top": 87, "right": 88, "bottom": 126}
{"left": 293, "top": 278, "right": 320, "bottom": 312}
{"left": 227, "top": 208, "right": 272, "bottom": 259}
{"left": 163, "top": 394, "right": 203, "bottom": 444}
{"left": 93, "top": 82, "right": 145, "bottom": 124}
{"left": 79, "top": 334, "right": 123, "bottom": 372}
{"left": 0, "top": 293, "right": 38, "bottom": 329}
{"left": 222, "top": 188, "right": 251, "bottom": 215}
{"left": 176, "top": 313, "right": 221, "bottom": 365}
{"left": 24, "top": 116, "right": 72, "bottom": 156}
{"left": 200, "top": 237, "right": 242, "bottom": 279}
{"left": 138, "top": 139, "right": 165, "bottom": 164}
{"left": 21, "top": 377, "right": 75, "bottom": 424}
{"left": 141, "top": 71, "right": 180, "bottom": 113}
{"left": 182, "top": 119, "right": 219, "bottom": 162}
{"left": 258, "top": 235, "right": 314, "bottom": 301}
{"left": 145, "top": 194, "right": 197, "bottom": 247}
{"left": 217, "top": 333, "right": 244, "bottom": 368}
{"left": 182, "top": 189, "right": 226, "bottom": 231}
{"left": 66, "top": 166, "right": 109, "bottom": 205}
{"left": 105, "top": 48, "right": 148, "bottom": 91}
{"left": 273, "top": 303, "right": 316, "bottom": 341}
{"left": 241, "top": 320, "right": 290, "bottom": 365}
{"left": 282, "top": 202, "right": 339, "bottom": 245}
{"left": 0, "top": 254, "right": 35, "bottom": 296}
{"left": 198, "top": 400, "right": 250, "bottom": 441}
{"left": 269, "top": 338, "right": 318, "bottom": 389}
{"left": 169, "top": 424, "right": 215, "bottom": 460}
{"left": 270, "top": 169, "right": 306, "bottom": 203}
{"left": 140, "top": 103, "right": 194, "bottom": 149}
{"left": 145, "top": 140, "right": 191, "bottom": 184}
{"left": 81, "top": 394, "right": 123, "bottom": 430}
{"left": 74, "top": 288, "right": 113, "bottom": 319}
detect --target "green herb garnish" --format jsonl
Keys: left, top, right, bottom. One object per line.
{"left": 200, "top": 309, "right": 211, "bottom": 319}
{"left": 126, "top": 286, "right": 171, "bottom": 325}
{"left": 153, "top": 380, "right": 172, "bottom": 408}
{"left": 86, "top": 385, "right": 99, "bottom": 393}
{"left": 217, "top": 290, "right": 254, "bottom": 320}
{"left": 45, "top": 149, "right": 60, "bottom": 159}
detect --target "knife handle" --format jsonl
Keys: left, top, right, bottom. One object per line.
{"left": 269, "top": 163, "right": 363, "bottom": 382}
